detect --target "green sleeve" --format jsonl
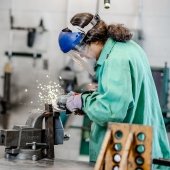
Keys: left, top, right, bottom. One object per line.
{"left": 82, "top": 54, "right": 134, "bottom": 126}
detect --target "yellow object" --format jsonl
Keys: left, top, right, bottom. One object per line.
{"left": 4, "top": 62, "right": 12, "bottom": 73}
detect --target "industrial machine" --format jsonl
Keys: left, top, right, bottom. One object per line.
{"left": 0, "top": 96, "right": 93, "bottom": 170}
{"left": 151, "top": 63, "right": 170, "bottom": 131}
{"left": 0, "top": 103, "right": 69, "bottom": 161}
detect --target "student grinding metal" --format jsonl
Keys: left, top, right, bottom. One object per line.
{"left": 56, "top": 12, "right": 170, "bottom": 168}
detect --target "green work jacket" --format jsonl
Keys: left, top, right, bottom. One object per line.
{"left": 82, "top": 38, "right": 170, "bottom": 168}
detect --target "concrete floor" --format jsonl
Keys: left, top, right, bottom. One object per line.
{"left": 0, "top": 158, "right": 93, "bottom": 170}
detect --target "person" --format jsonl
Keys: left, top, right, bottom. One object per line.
{"left": 58, "top": 12, "right": 170, "bottom": 167}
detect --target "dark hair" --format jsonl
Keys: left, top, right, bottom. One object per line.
{"left": 70, "top": 13, "right": 132, "bottom": 44}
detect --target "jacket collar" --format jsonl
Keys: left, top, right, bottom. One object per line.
{"left": 96, "top": 38, "right": 116, "bottom": 66}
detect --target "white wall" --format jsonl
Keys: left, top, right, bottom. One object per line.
{"left": 98, "top": 0, "right": 170, "bottom": 66}
{"left": 142, "top": 0, "right": 170, "bottom": 66}
{"left": 0, "top": 0, "right": 98, "bottom": 108}
{"left": 0, "top": 0, "right": 68, "bottom": 107}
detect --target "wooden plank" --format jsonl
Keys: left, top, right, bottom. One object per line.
{"left": 119, "top": 132, "right": 134, "bottom": 170}
{"left": 94, "top": 130, "right": 112, "bottom": 170}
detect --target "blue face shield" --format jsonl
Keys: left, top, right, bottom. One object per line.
{"left": 58, "top": 30, "right": 85, "bottom": 53}
{"left": 58, "top": 14, "right": 100, "bottom": 76}
{"left": 69, "top": 48, "right": 96, "bottom": 76}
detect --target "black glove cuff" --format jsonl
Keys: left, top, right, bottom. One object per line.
{"left": 66, "top": 108, "right": 72, "bottom": 114}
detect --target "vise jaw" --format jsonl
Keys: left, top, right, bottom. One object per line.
{"left": 0, "top": 104, "right": 69, "bottom": 161}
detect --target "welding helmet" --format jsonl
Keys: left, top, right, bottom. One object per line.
{"left": 58, "top": 14, "right": 100, "bottom": 76}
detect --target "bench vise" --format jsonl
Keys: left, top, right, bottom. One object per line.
{"left": 0, "top": 103, "right": 69, "bottom": 161}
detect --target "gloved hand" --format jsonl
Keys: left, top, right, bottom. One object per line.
{"left": 52, "top": 92, "right": 74, "bottom": 110}
{"left": 66, "top": 93, "right": 82, "bottom": 113}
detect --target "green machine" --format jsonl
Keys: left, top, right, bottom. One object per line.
{"left": 151, "top": 62, "right": 170, "bottom": 131}
{"left": 68, "top": 115, "right": 91, "bottom": 156}
{"left": 79, "top": 115, "right": 91, "bottom": 156}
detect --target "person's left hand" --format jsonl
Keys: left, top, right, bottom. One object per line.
{"left": 66, "top": 93, "right": 82, "bottom": 113}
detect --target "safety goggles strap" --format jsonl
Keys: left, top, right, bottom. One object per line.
{"left": 67, "top": 25, "right": 85, "bottom": 34}
{"left": 90, "top": 14, "right": 100, "bottom": 26}
{"left": 67, "top": 13, "right": 101, "bottom": 34}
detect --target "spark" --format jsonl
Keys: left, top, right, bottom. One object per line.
{"left": 36, "top": 80, "right": 64, "bottom": 104}
{"left": 24, "top": 89, "right": 28, "bottom": 92}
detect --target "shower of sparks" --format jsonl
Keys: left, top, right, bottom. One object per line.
{"left": 37, "top": 78, "right": 64, "bottom": 104}
{"left": 24, "top": 89, "right": 28, "bottom": 92}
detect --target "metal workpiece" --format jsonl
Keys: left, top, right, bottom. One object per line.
{"left": 45, "top": 103, "right": 55, "bottom": 159}
{"left": 45, "top": 103, "right": 53, "bottom": 113}
{"left": 0, "top": 103, "right": 67, "bottom": 161}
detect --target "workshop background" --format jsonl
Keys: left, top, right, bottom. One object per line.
{"left": 0, "top": 0, "right": 170, "bottom": 162}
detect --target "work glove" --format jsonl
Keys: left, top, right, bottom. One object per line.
{"left": 66, "top": 93, "right": 82, "bottom": 113}
{"left": 52, "top": 92, "right": 74, "bottom": 111}
{"left": 52, "top": 92, "right": 83, "bottom": 115}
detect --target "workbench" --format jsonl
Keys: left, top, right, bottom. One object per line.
{"left": 0, "top": 158, "right": 94, "bottom": 170}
